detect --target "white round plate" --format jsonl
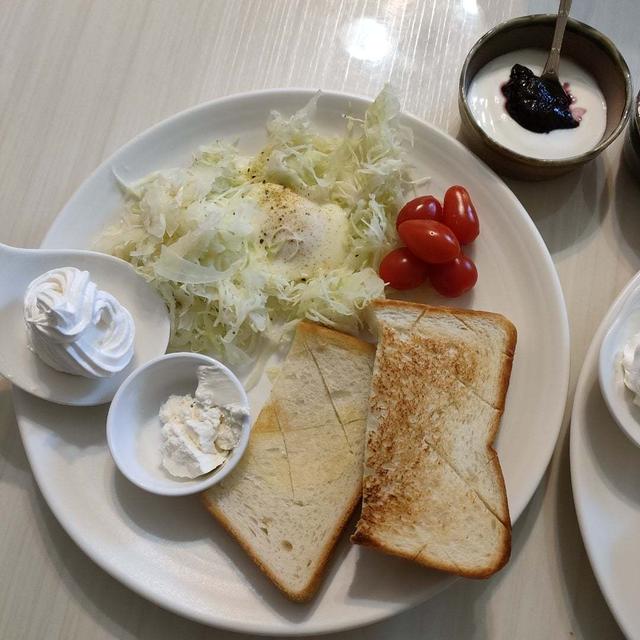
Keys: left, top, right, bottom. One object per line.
{"left": 571, "top": 270, "right": 640, "bottom": 640}
{"left": 13, "top": 89, "right": 570, "bottom": 635}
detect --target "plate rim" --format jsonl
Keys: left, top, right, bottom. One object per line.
{"left": 14, "top": 87, "right": 570, "bottom": 635}
{"left": 571, "top": 269, "right": 640, "bottom": 640}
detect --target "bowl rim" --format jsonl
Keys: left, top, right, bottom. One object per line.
{"left": 106, "top": 351, "right": 251, "bottom": 497}
{"left": 458, "top": 13, "right": 633, "bottom": 168}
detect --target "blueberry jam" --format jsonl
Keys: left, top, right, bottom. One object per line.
{"left": 501, "top": 63, "right": 579, "bottom": 133}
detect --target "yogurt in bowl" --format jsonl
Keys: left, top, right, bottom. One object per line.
{"left": 467, "top": 48, "right": 607, "bottom": 160}
{"left": 458, "top": 14, "right": 632, "bottom": 179}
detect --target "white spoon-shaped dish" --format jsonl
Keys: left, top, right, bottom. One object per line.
{"left": 0, "top": 243, "right": 170, "bottom": 406}
{"left": 107, "top": 352, "right": 251, "bottom": 496}
{"left": 599, "top": 278, "right": 640, "bottom": 447}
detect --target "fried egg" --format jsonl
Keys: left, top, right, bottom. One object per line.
{"left": 246, "top": 183, "right": 350, "bottom": 280}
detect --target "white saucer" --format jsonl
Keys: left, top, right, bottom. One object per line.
{"left": 599, "top": 279, "right": 640, "bottom": 447}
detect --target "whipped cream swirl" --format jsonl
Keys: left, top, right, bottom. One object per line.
{"left": 24, "top": 267, "right": 135, "bottom": 378}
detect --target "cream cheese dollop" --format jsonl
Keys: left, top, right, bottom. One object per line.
{"left": 24, "top": 267, "right": 135, "bottom": 378}
{"left": 159, "top": 365, "right": 248, "bottom": 479}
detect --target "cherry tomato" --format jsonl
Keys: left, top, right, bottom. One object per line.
{"left": 397, "top": 219, "right": 461, "bottom": 264}
{"left": 396, "top": 196, "right": 443, "bottom": 229}
{"left": 379, "top": 248, "right": 429, "bottom": 290}
{"left": 429, "top": 254, "right": 478, "bottom": 297}
{"left": 442, "top": 185, "right": 479, "bottom": 245}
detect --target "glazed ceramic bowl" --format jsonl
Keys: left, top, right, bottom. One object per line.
{"left": 623, "top": 91, "right": 640, "bottom": 179}
{"left": 107, "top": 352, "right": 251, "bottom": 496}
{"left": 459, "top": 14, "right": 632, "bottom": 180}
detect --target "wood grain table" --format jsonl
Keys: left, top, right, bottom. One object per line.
{"left": 1, "top": 1, "right": 639, "bottom": 638}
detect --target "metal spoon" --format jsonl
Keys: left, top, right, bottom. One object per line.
{"left": 540, "top": 0, "right": 572, "bottom": 93}
{"left": 0, "top": 243, "right": 170, "bottom": 406}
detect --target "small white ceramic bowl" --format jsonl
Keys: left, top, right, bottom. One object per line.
{"left": 107, "top": 352, "right": 251, "bottom": 496}
{"left": 599, "top": 279, "right": 640, "bottom": 448}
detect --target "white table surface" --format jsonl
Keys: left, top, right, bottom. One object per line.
{"left": 1, "top": 1, "right": 638, "bottom": 638}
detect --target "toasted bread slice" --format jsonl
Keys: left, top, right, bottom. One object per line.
{"left": 351, "top": 300, "right": 516, "bottom": 578}
{"left": 202, "top": 321, "right": 375, "bottom": 601}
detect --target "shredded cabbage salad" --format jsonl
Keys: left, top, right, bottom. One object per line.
{"left": 97, "top": 86, "right": 415, "bottom": 367}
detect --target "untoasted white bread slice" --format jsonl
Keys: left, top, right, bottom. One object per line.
{"left": 202, "top": 321, "right": 375, "bottom": 601}
{"left": 351, "top": 300, "right": 516, "bottom": 578}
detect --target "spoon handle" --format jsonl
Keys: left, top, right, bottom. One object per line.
{"left": 542, "top": 0, "right": 572, "bottom": 79}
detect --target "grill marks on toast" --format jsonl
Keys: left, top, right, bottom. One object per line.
{"left": 399, "top": 318, "right": 508, "bottom": 522}
{"left": 302, "top": 337, "right": 354, "bottom": 455}
{"left": 409, "top": 307, "right": 427, "bottom": 331}
{"left": 413, "top": 535, "right": 464, "bottom": 575}
{"left": 202, "top": 321, "right": 375, "bottom": 601}
{"left": 408, "top": 309, "right": 504, "bottom": 410}
{"left": 453, "top": 313, "right": 514, "bottom": 359}
{"left": 272, "top": 405, "right": 296, "bottom": 501}
{"left": 353, "top": 300, "right": 516, "bottom": 578}
{"left": 417, "top": 433, "right": 506, "bottom": 528}
{"left": 364, "top": 325, "right": 507, "bottom": 524}
{"left": 450, "top": 374, "right": 501, "bottom": 411}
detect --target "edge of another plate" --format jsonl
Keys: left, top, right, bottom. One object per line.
{"left": 571, "top": 269, "right": 640, "bottom": 640}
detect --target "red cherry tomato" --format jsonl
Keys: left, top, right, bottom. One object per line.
{"left": 396, "top": 196, "right": 443, "bottom": 229}
{"left": 397, "top": 219, "right": 461, "bottom": 264}
{"left": 429, "top": 254, "right": 478, "bottom": 297}
{"left": 379, "top": 248, "right": 429, "bottom": 290}
{"left": 442, "top": 186, "right": 479, "bottom": 245}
